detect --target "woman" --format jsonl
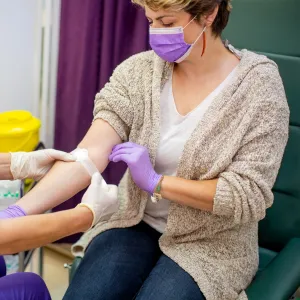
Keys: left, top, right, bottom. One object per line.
{"left": 0, "top": 151, "right": 118, "bottom": 299}
{"left": 8, "top": 0, "right": 289, "bottom": 299}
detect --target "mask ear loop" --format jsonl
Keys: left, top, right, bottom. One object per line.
{"left": 191, "top": 25, "right": 207, "bottom": 57}
{"left": 183, "top": 15, "right": 197, "bottom": 29}
{"left": 184, "top": 16, "right": 207, "bottom": 57}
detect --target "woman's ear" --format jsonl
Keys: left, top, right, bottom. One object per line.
{"left": 204, "top": 5, "right": 219, "bottom": 27}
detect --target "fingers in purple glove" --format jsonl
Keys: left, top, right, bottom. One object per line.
{"left": 109, "top": 148, "right": 134, "bottom": 162}
{"left": 111, "top": 142, "right": 159, "bottom": 194}
{"left": 112, "top": 142, "right": 134, "bottom": 152}
{"left": 112, "top": 142, "right": 143, "bottom": 152}
{"left": 110, "top": 154, "right": 134, "bottom": 164}
{"left": 0, "top": 205, "right": 27, "bottom": 219}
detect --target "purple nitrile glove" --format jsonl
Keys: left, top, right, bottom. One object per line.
{"left": 109, "top": 142, "right": 162, "bottom": 194}
{"left": 0, "top": 272, "right": 51, "bottom": 300}
{"left": 0, "top": 256, "right": 6, "bottom": 277}
{"left": 0, "top": 205, "right": 27, "bottom": 219}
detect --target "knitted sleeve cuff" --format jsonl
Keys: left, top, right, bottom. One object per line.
{"left": 213, "top": 176, "right": 235, "bottom": 217}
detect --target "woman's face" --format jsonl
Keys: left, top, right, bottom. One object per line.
{"left": 145, "top": 6, "right": 205, "bottom": 45}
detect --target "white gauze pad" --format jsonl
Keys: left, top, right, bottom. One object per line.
{"left": 71, "top": 148, "right": 108, "bottom": 189}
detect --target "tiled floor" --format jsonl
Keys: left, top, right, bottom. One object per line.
{"left": 26, "top": 246, "right": 72, "bottom": 300}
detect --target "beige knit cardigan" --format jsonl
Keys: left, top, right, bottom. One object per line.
{"left": 72, "top": 46, "right": 289, "bottom": 300}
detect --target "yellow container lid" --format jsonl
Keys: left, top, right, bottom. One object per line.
{"left": 0, "top": 110, "right": 41, "bottom": 137}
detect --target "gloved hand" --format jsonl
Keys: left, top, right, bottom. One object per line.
{"left": 109, "top": 142, "right": 161, "bottom": 194}
{"left": 0, "top": 205, "right": 26, "bottom": 220}
{"left": 78, "top": 172, "right": 119, "bottom": 228}
{"left": 10, "top": 149, "right": 75, "bottom": 181}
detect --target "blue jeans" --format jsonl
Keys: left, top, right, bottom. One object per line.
{"left": 64, "top": 222, "right": 205, "bottom": 300}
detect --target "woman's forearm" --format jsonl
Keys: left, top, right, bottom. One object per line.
{"left": 0, "top": 206, "right": 93, "bottom": 255}
{"left": 16, "top": 119, "right": 122, "bottom": 215}
{"left": 0, "top": 153, "right": 13, "bottom": 180}
{"left": 161, "top": 176, "right": 218, "bottom": 212}
{"left": 16, "top": 161, "right": 91, "bottom": 214}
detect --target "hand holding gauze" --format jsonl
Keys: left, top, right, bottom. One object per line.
{"left": 10, "top": 149, "right": 75, "bottom": 181}
{"left": 78, "top": 172, "right": 119, "bottom": 228}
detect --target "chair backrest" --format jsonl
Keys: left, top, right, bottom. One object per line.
{"left": 223, "top": 0, "right": 300, "bottom": 252}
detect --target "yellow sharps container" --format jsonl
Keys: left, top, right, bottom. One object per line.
{"left": 0, "top": 111, "right": 41, "bottom": 152}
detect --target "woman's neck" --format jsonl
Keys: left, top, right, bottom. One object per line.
{"left": 175, "top": 36, "right": 238, "bottom": 79}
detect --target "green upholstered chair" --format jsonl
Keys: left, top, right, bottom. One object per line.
{"left": 68, "top": 1, "right": 300, "bottom": 299}
{"left": 223, "top": 0, "right": 300, "bottom": 299}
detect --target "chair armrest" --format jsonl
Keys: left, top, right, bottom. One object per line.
{"left": 69, "top": 256, "right": 83, "bottom": 283}
{"left": 246, "top": 238, "right": 300, "bottom": 300}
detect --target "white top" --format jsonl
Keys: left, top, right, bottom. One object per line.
{"left": 143, "top": 68, "right": 237, "bottom": 233}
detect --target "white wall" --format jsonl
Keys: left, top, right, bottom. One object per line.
{"left": 0, "top": 0, "right": 40, "bottom": 113}
{"left": 0, "top": 0, "right": 61, "bottom": 148}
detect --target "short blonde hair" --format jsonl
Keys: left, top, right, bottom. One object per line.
{"left": 132, "top": 0, "right": 195, "bottom": 10}
{"left": 131, "top": 0, "right": 232, "bottom": 36}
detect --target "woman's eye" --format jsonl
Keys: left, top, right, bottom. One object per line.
{"left": 162, "top": 23, "right": 174, "bottom": 27}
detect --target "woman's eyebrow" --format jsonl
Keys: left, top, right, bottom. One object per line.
{"left": 146, "top": 14, "right": 175, "bottom": 20}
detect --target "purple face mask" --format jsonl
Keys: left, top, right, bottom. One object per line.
{"left": 149, "top": 17, "right": 206, "bottom": 63}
